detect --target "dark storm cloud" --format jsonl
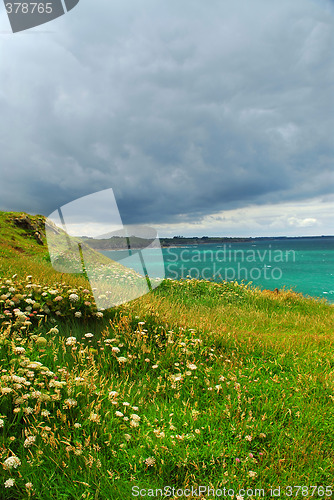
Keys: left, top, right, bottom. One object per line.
{"left": 0, "top": 0, "right": 333, "bottom": 232}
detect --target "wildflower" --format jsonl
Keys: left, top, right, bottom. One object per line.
{"left": 24, "top": 436, "right": 36, "bottom": 447}
{"left": 65, "top": 337, "right": 77, "bottom": 346}
{"left": 25, "top": 483, "right": 33, "bottom": 490}
{"left": 74, "top": 423, "right": 82, "bottom": 428}
{"left": 236, "top": 458, "right": 241, "bottom": 463}
{"left": 112, "top": 347, "right": 120, "bottom": 353}
{"left": 109, "top": 391, "right": 118, "bottom": 398}
{"left": 130, "top": 414, "right": 140, "bottom": 421}
{"left": 85, "top": 333, "right": 94, "bottom": 338}
{"left": 124, "top": 434, "right": 131, "bottom": 441}
{"left": 89, "top": 413, "right": 100, "bottom": 423}
{"left": 27, "top": 361, "right": 42, "bottom": 369}
{"left": 144, "top": 457, "right": 156, "bottom": 467}
{"left": 187, "top": 363, "right": 197, "bottom": 370}
{"left": 95, "top": 312, "right": 103, "bottom": 318}
{"left": 1, "top": 387, "right": 13, "bottom": 394}
{"left": 13, "top": 347, "right": 25, "bottom": 354}
{"left": 63, "top": 399, "right": 78, "bottom": 409}
{"left": 245, "top": 435, "right": 252, "bottom": 442}
{"left": 0, "top": 418, "right": 4, "bottom": 428}
{"left": 4, "top": 456, "right": 21, "bottom": 469}
{"left": 4, "top": 478, "right": 15, "bottom": 488}
{"left": 236, "top": 496, "right": 244, "bottom": 500}
{"left": 152, "top": 364, "right": 158, "bottom": 369}
{"left": 75, "top": 311, "right": 82, "bottom": 318}
{"left": 54, "top": 296, "right": 63, "bottom": 302}
{"left": 248, "top": 470, "right": 257, "bottom": 478}
{"left": 115, "top": 411, "right": 124, "bottom": 417}
{"left": 41, "top": 410, "right": 50, "bottom": 417}
{"left": 69, "top": 294, "right": 79, "bottom": 302}
{"left": 117, "top": 357, "right": 127, "bottom": 363}
{"left": 259, "top": 433, "right": 266, "bottom": 438}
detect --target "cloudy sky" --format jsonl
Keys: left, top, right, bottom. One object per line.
{"left": 0, "top": 0, "right": 333, "bottom": 237}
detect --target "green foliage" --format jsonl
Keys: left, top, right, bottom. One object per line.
{"left": 0, "top": 212, "right": 333, "bottom": 499}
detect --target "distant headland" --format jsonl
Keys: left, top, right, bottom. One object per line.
{"left": 81, "top": 234, "right": 334, "bottom": 250}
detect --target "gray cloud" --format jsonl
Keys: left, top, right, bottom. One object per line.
{"left": 0, "top": 0, "right": 333, "bottom": 235}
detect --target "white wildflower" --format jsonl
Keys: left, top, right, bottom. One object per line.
{"left": 117, "top": 357, "right": 127, "bottom": 363}
{"left": 69, "top": 293, "right": 79, "bottom": 302}
{"left": 13, "top": 347, "right": 25, "bottom": 355}
{"left": 65, "top": 337, "right": 77, "bottom": 346}
{"left": 63, "top": 399, "right": 77, "bottom": 409}
{"left": 4, "top": 456, "right": 21, "bottom": 469}
{"left": 24, "top": 436, "right": 36, "bottom": 448}
{"left": 4, "top": 478, "right": 15, "bottom": 488}
{"left": 144, "top": 457, "right": 156, "bottom": 467}
{"left": 248, "top": 470, "right": 257, "bottom": 478}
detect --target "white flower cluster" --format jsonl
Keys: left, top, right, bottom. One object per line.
{"left": 69, "top": 293, "right": 79, "bottom": 303}
{"left": 24, "top": 436, "right": 36, "bottom": 448}
{"left": 3, "top": 455, "right": 21, "bottom": 469}
{"left": 65, "top": 337, "right": 77, "bottom": 346}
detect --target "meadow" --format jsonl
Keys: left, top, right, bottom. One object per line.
{"left": 0, "top": 212, "right": 333, "bottom": 499}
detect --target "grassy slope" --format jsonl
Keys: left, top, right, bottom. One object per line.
{"left": 0, "top": 212, "right": 333, "bottom": 500}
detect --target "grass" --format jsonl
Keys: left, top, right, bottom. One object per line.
{"left": 0, "top": 211, "right": 333, "bottom": 499}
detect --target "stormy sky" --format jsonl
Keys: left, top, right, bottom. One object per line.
{"left": 0, "top": 0, "right": 333, "bottom": 237}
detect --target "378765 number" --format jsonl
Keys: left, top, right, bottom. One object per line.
{"left": 285, "top": 485, "right": 332, "bottom": 496}
{"left": 5, "top": 3, "right": 53, "bottom": 14}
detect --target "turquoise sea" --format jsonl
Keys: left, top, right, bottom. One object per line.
{"left": 102, "top": 237, "right": 334, "bottom": 304}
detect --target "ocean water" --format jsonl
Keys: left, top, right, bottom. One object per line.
{"left": 102, "top": 237, "right": 334, "bottom": 304}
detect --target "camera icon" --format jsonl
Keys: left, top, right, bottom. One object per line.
{"left": 45, "top": 188, "right": 165, "bottom": 310}
{"left": 3, "top": 0, "right": 80, "bottom": 33}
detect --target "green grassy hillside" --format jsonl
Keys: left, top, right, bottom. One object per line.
{"left": 0, "top": 212, "right": 333, "bottom": 499}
